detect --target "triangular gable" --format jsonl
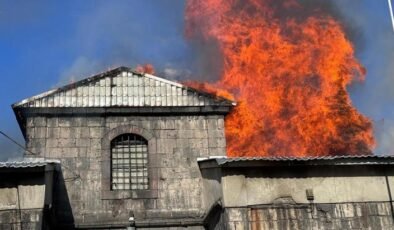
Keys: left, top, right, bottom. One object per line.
{"left": 13, "top": 67, "right": 235, "bottom": 108}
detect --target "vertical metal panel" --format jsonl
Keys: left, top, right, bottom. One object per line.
{"left": 82, "top": 86, "right": 88, "bottom": 107}
{"left": 143, "top": 77, "right": 149, "bottom": 106}
{"left": 71, "top": 88, "right": 77, "bottom": 107}
{"left": 199, "top": 95, "right": 205, "bottom": 106}
{"left": 48, "top": 96, "right": 54, "bottom": 107}
{"left": 17, "top": 70, "right": 228, "bottom": 108}
{"left": 41, "top": 98, "right": 47, "bottom": 107}
{"left": 170, "top": 85, "right": 175, "bottom": 106}
{"left": 138, "top": 76, "right": 144, "bottom": 106}
{"left": 156, "top": 80, "right": 161, "bottom": 106}
{"left": 65, "top": 89, "right": 70, "bottom": 107}
{"left": 35, "top": 98, "right": 41, "bottom": 107}
{"left": 177, "top": 87, "right": 182, "bottom": 106}
{"left": 149, "top": 79, "right": 154, "bottom": 106}
{"left": 166, "top": 84, "right": 172, "bottom": 106}
{"left": 88, "top": 85, "right": 94, "bottom": 106}
{"left": 59, "top": 91, "right": 65, "bottom": 106}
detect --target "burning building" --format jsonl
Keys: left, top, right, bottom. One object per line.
{"left": 0, "top": 66, "right": 393, "bottom": 229}
{"left": 0, "top": 1, "right": 392, "bottom": 229}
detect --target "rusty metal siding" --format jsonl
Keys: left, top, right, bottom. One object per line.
{"left": 14, "top": 69, "right": 232, "bottom": 108}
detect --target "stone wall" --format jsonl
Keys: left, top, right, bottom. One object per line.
{"left": 224, "top": 202, "right": 394, "bottom": 230}
{"left": 25, "top": 114, "right": 226, "bottom": 227}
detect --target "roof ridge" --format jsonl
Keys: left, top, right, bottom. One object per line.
{"left": 12, "top": 66, "right": 236, "bottom": 108}
{"left": 12, "top": 66, "right": 126, "bottom": 107}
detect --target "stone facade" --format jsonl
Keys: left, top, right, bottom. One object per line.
{"left": 25, "top": 114, "right": 226, "bottom": 228}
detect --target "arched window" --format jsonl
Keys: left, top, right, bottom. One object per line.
{"left": 111, "top": 134, "right": 148, "bottom": 190}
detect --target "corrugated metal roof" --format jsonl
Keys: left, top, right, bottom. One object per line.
{"left": 197, "top": 155, "right": 394, "bottom": 166}
{"left": 12, "top": 66, "right": 236, "bottom": 108}
{"left": 0, "top": 158, "right": 60, "bottom": 168}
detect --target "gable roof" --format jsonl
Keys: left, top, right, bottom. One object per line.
{"left": 12, "top": 66, "right": 235, "bottom": 108}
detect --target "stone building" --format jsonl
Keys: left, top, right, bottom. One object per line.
{"left": 10, "top": 66, "right": 234, "bottom": 229}
{"left": 1, "top": 66, "right": 393, "bottom": 229}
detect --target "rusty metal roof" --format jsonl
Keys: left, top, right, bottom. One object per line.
{"left": 0, "top": 158, "right": 60, "bottom": 168}
{"left": 12, "top": 66, "right": 236, "bottom": 108}
{"left": 197, "top": 155, "right": 394, "bottom": 167}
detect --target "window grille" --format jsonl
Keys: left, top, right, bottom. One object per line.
{"left": 111, "top": 134, "right": 148, "bottom": 190}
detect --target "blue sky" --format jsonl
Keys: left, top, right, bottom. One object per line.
{"left": 0, "top": 0, "right": 393, "bottom": 159}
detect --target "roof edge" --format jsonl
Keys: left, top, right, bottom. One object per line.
{"left": 12, "top": 66, "right": 236, "bottom": 109}
{"left": 12, "top": 67, "right": 127, "bottom": 108}
{"left": 198, "top": 155, "right": 394, "bottom": 168}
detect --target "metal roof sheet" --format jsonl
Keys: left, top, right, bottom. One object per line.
{"left": 0, "top": 158, "right": 60, "bottom": 168}
{"left": 12, "top": 66, "right": 236, "bottom": 108}
{"left": 197, "top": 155, "right": 394, "bottom": 166}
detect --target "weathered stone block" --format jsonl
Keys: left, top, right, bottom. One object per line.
{"left": 76, "top": 138, "right": 90, "bottom": 147}
{"left": 59, "top": 128, "right": 72, "bottom": 138}
{"left": 157, "top": 138, "right": 176, "bottom": 154}
{"left": 78, "top": 147, "right": 88, "bottom": 157}
{"left": 165, "top": 119, "right": 175, "bottom": 130}
{"left": 189, "top": 139, "right": 208, "bottom": 149}
{"left": 34, "top": 127, "right": 47, "bottom": 138}
{"left": 90, "top": 138, "right": 101, "bottom": 149}
{"left": 157, "top": 130, "right": 177, "bottom": 139}
{"left": 208, "top": 147, "right": 226, "bottom": 156}
{"left": 31, "top": 138, "right": 46, "bottom": 150}
{"left": 58, "top": 117, "right": 71, "bottom": 127}
{"left": 33, "top": 117, "right": 46, "bottom": 127}
{"left": 58, "top": 139, "right": 76, "bottom": 148}
{"left": 47, "top": 127, "right": 60, "bottom": 139}
{"left": 47, "top": 117, "right": 58, "bottom": 127}
{"left": 62, "top": 148, "right": 79, "bottom": 158}
{"left": 26, "top": 117, "right": 34, "bottom": 127}
{"left": 71, "top": 117, "right": 87, "bottom": 127}
{"left": 207, "top": 118, "right": 217, "bottom": 131}
{"left": 89, "top": 127, "right": 103, "bottom": 138}
{"left": 87, "top": 117, "right": 104, "bottom": 127}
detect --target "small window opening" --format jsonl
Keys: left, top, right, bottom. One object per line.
{"left": 111, "top": 134, "right": 148, "bottom": 190}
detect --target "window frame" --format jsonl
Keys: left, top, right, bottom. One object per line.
{"left": 110, "top": 133, "right": 149, "bottom": 191}
{"left": 101, "top": 125, "right": 158, "bottom": 200}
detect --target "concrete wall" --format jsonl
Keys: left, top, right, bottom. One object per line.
{"left": 0, "top": 174, "right": 46, "bottom": 229}
{"left": 200, "top": 167, "right": 222, "bottom": 211}
{"left": 200, "top": 165, "right": 394, "bottom": 229}
{"left": 25, "top": 114, "right": 226, "bottom": 227}
{"left": 222, "top": 166, "right": 394, "bottom": 206}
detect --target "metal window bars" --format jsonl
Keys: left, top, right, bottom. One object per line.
{"left": 111, "top": 134, "right": 149, "bottom": 190}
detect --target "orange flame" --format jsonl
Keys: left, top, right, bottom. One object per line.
{"left": 135, "top": 64, "right": 155, "bottom": 74}
{"left": 185, "top": 0, "right": 375, "bottom": 157}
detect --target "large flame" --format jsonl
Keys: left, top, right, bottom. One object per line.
{"left": 185, "top": 0, "right": 375, "bottom": 157}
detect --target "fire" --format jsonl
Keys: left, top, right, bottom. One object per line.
{"left": 185, "top": 0, "right": 375, "bottom": 157}
{"left": 184, "top": 81, "right": 235, "bottom": 101}
{"left": 135, "top": 64, "right": 155, "bottom": 74}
